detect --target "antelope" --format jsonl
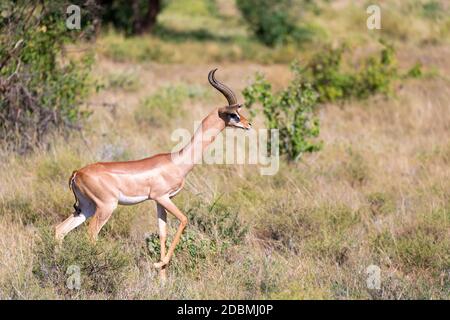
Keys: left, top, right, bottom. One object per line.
{"left": 55, "top": 69, "right": 251, "bottom": 278}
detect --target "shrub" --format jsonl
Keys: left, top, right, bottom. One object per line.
{"left": 145, "top": 198, "right": 247, "bottom": 272}
{"left": 99, "top": 0, "right": 163, "bottom": 35}
{"left": 406, "top": 62, "right": 423, "bottom": 79}
{"left": 305, "top": 46, "right": 354, "bottom": 102}
{"left": 146, "top": 224, "right": 217, "bottom": 273}
{"left": 33, "top": 228, "right": 131, "bottom": 296}
{"left": 236, "top": 0, "right": 303, "bottom": 47}
{"left": 146, "top": 229, "right": 216, "bottom": 262}
{"left": 305, "top": 42, "right": 398, "bottom": 103}
{"left": 243, "top": 62, "right": 322, "bottom": 161}
{"left": 186, "top": 199, "right": 248, "bottom": 247}
{"left": 354, "top": 43, "right": 398, "bottom": 99}
{"left": 0, "top": 1, "right": 95, "bottom": 152}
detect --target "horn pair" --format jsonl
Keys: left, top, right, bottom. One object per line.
{"left": 208, "top": 69, "right": 238, "bottom": 106}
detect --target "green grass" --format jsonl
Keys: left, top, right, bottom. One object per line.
{"left": 97, "top": 0, "right": 325, "bottom": 64}
{"left": 102, "top": 71, "right": 140, "bottom": 92}
{"left": 134, "top": 84, "right": 210, "bottom": 128}
{"left": 373, "top": 208, "right": 450, "bottom": 272}
{"left": 1, "top": 0, "right": 450, "bottom": 300}
{"left": 33, "top": 228, "right": 132, "bottom": 297}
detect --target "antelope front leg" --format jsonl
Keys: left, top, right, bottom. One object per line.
{"left": 154, "top": 195, "right": 188, "bottom": 269}
{"left": 156, "top": 203, "right": 168, "bottom": 279}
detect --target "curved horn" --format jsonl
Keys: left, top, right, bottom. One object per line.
{"left": 208, "top": 68, "right": 237, "bottom": 105}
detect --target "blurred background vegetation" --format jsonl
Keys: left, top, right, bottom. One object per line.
{"left": 1, "top": 0, "right": 450, "bottom": 299}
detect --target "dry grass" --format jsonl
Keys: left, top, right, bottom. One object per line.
{"left": 0, "top": 0, "right": 450, "bottom": 299}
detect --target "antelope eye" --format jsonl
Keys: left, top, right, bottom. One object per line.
{"left": 229, "top": 113, "right": 240, "bottom": 121}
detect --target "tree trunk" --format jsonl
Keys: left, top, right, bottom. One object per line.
{"left": 133, "top": 0, "right": 160, "bottom": 34}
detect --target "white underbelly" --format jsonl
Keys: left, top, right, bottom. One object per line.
{"left": 118, "top": 192, "right": 149, "bottom": 205}
{"left": 169, "top": 187, "right": 182, "bottom": 197}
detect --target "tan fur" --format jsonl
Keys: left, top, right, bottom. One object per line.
{"left": 55, "top": 72, "right": 251, "bottom": 279}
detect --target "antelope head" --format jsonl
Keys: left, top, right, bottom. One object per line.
{"left": 208, "top": 69, "right": 252, "bottom": 130}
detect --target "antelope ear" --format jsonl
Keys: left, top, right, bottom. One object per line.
{"left": 219, "top": 103, "right": 241, "bottom": 114}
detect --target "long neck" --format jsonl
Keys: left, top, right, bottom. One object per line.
{"left": 173, "top": 109, "right": 225, "bottom": 176}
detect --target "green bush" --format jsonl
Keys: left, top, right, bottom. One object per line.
{"left": 146, "top": 229, "right": 216, "bottom": 263}
{"left": 146, "top": 198, "right": 247, "bottom": 271}
{"left": 406, "top": 62, "right": 423, "bottom": 79}
{"left": 354, "top": 43, "right": 398, "bottom": 99}
{"left": 305, "top": 46, "right": 353, "bottom": 102}
{"left": 236, "top": 0, "right": 303, "bottom": 47}
{"left": 243, "top": 62, "right": 322, "bottom": 161}
{"left": 0, "top": 1, "right": 94, "bottom": 152}
{"left": 305, "top": 42, "right": 398, "bottom": 103}
{"left": 33, "top": 228, "right": 131, "bottom": 296}
{"left": 146, "top": 226, "right": 219, "bottom": 273}
{"left": 186, "top": 199, "right": 248, "bottom": 247}
{"left": 100, "top": 0, "right": 163, "bottom": 35}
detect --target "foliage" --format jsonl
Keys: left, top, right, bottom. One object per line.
{"left": 186, "top": 199, "right": 248, "bottom": 247}
{"left": 236, "top": 0, "right": 305, "bottom": 47}
{"left": 33, "top": 228, "right": 131, "bottom": 296}
{"left": 243, "top": 63, "right": 322, "bottom": 161}
{"left": 146, "top": 229, "right": 216, "bottom": 269}
{"left": 406, "top": 62, "right": 423, "bottom": 78}
{"left": 0, "top": 1, "right": 95, "bottom": 152}
{"left": 99, "top": 0, "right": 162, "bottom": 35}
{"left": 146, "top": 198, "right": 248, "bottom": 266}
{"left": 1, "top": 0, "right": 449, "bottom": 300}
{"left": 305, "top": 42, "right": 398, "bottom": 103}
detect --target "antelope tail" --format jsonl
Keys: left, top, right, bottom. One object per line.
{"left": 68, "top": 170, "right": 77, "bottom": 191}
{"left": 68, "top": 170, "right": 81, "bottom": 214}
